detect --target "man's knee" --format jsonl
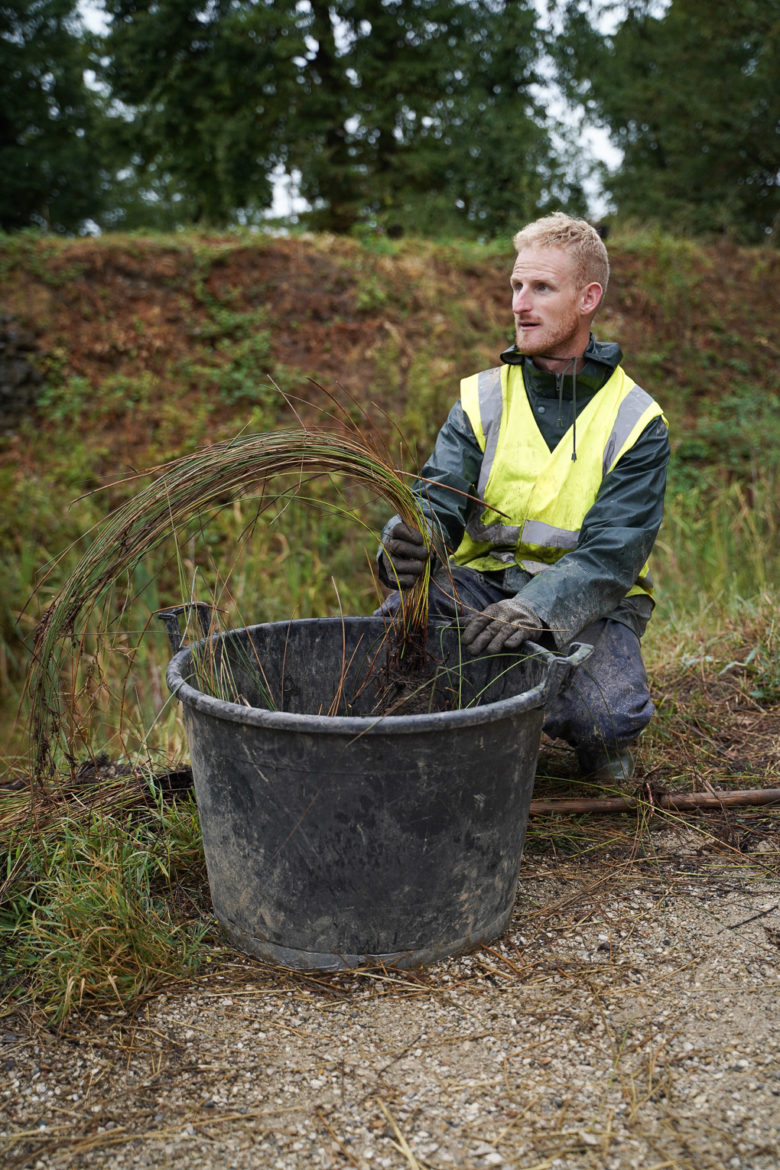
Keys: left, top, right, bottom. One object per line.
{"left": 543, "top": 620, "right": 654, "bottom": 750}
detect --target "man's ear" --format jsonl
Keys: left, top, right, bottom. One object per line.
{"left": 580, "top": 282, "right": 603, "bottom": 314}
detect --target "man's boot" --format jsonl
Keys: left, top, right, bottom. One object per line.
{"left": 577, "top": 744, "right": 634, "bottom": 783}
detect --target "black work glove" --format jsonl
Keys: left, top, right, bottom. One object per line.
{"left": 379, "top": 522, "right": 430, "bottom": 589}
{"left": 461, "top": 596, "right": 545, "bottom": 656}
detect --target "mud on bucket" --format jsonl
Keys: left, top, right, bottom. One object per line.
{"left": 162, "top": 611, "right": 590, "bottom": 971}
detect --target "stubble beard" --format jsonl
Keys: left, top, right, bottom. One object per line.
{"left": 514, "top": 311, "right": 582, "bottom": 361}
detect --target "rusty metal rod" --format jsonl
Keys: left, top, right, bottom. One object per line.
{"left": 529, "top": 788, "right": 780, "bottom": 816}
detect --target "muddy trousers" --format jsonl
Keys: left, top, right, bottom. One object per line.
{"left": 377, "top": 566, "right": 655, "bottom": 769}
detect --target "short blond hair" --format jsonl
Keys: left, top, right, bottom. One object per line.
{"left": 513, "top": 212, "right": 610, "bottom": 297}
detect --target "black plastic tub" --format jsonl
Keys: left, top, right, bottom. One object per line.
{"left": 164, "top": 614, "right": 588, "bottom": 971}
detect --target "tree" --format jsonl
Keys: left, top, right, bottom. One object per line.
{"left": 409, "top": 0, "right": 590, "bottom": 235}
{"left": 552, "top": 0, "right": 780, "bottom": 241}
{"left": 99, "top": 0, "right": 305, "bottom": 226}
{"left": 289, "top": 0, "right": 584, "bottom": 236}
{"left": 0, "top": 0, "right": 107, "bottom": 232}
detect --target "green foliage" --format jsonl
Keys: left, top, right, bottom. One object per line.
{"left": 178, "top": 301, "right": 275, "bottom": 406}
{"left": 3, "top": 1, "right": 779, "bottom": 239}
{"left": 0, "top": 229, "right": 87, "bottom": 283}
{"left": 35, "top": 372, "right": 91, "bottom": 421}
{"left": 744, "top": 644, "right": 780, "bottom": 705}
{"left": 0, "top": 0, "right": 587, "bottom": 236}
{"left": 97, "top": 0, "right": 305, "bottom": 228}
{"left": 554, "top": 0, "right": 779, "bottom": 241}
{"left": 1, "top": 794, "right": 211, "bottom": 1021}
{"left": 0, "top": 0, "right": 108, "bottom": 232}
{"left": 293, "top": 0, "right": 579, "bottom": 237}
{"left": 674, "top": 385, "right": 779, "bottom": 485}
{"left": 659, "top": 474, "right": 777, "bottom": 604}
{"left": 616, "top": 228, "right": 708, "bottom": 322}
{"left": 653, "top": 374, "right": 779, "bottom": 609}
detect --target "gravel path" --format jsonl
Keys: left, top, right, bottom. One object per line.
{"left": 3, "top": 828, "right": 780, "bottom": 1170}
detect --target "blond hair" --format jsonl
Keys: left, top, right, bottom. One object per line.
{"left": 513, "top": 212, "right": 610, "bottom": 297}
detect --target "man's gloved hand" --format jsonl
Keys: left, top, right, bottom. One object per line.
{"left": 461, "top": 596, "right": 545, "bottom": 656}
{"left": 379, "top": 522, "right": 430, "bottom": 588}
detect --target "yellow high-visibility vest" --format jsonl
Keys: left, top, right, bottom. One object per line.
{"left": 453, "top": 363, "right": 667, "bottom": 597}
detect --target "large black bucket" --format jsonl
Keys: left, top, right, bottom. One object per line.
{"left": 164, "top": 613, "right": 589, "bottom": 970}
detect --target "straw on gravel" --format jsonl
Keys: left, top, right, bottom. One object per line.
{"left": 26, "top": 420, "right": 443, "bottom": 785}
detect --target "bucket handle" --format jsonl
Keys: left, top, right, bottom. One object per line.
{"left": 534, "top": 640, "right": 593, "bottom": 707}
{"left": 156, "top": 603, "right": 214, "bottom": 655}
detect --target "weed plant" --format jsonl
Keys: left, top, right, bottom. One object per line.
{"left": 1, "top": 786, "right": 210, "bottom": 1023}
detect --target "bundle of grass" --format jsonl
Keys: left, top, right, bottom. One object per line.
{"left": 26, "top": 403, "right": 446, "bottom": 788}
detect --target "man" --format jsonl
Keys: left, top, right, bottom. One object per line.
{"left": 377, "top": 212, "right": 669, "bottom": 783}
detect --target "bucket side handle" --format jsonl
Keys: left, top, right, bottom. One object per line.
{"left": 531, "top": 640, "right": 593, "bottom": 707}
{"left": 156, "top": 603, "right": 215, "bottom": 655}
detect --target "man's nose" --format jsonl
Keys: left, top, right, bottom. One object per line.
{"left": 512, "top": 287, "right": 529, "bottom": 312}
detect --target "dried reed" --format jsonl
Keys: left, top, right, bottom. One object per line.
{"left": 26, "top": 413, "right": 442, "bottom": 785}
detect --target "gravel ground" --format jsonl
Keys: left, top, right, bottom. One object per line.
{"left": 3, "top": 825, "right": 780, "bottom": 1170}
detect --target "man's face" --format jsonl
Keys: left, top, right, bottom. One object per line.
{"left": 510, "top": 246, "right": 600, "bottom": 365}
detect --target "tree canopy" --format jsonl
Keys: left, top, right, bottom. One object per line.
{"left": 2, "top": 0, "right": 777, "bottom": 240}
{"left": 553, "top": 0, "right": 779, "bottom": 241}
{"left": 98, "top": 0, "right": 305, "bottom": 226}
{"left": 1, "top": 0, "right": 107, "bottom": 231}
{"left": 286, "top": 0, "right": 585, "bottom": 235}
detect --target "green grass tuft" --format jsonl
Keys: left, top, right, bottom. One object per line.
{"left": 1, "top": 790, "right": 211, "bottom": 1023}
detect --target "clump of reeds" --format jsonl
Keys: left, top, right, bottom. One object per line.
{"left": 26, "top": 399, "right": 443, "bottom": 786}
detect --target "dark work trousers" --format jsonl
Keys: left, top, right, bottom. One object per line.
{"left": 377, "top": 564, "right": 655, "bottom": 766}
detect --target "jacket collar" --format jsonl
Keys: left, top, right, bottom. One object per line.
{"left": 499, "top": 334, "right": 623, "bottom": 399}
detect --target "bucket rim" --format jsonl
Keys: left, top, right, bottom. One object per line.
{"left": 165, "top": 615, "right": 579, "bottom": 735}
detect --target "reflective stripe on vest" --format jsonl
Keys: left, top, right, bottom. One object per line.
{"left": 474, "top": 366, "right": 503, "bottom": 497}
{"left": 455, "top": 362, "right": 666, "bottom": 594}
{"left": 603, "top": 383, "right": 657, "bottom": 477}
